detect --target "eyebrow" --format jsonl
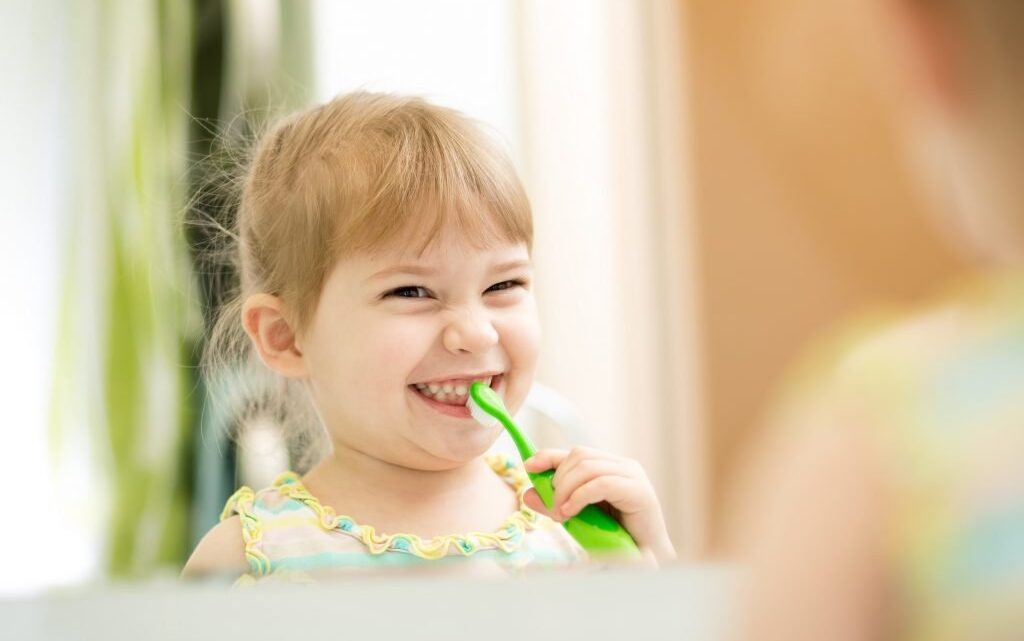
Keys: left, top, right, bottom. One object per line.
{"left": 368, "top": 259, "right": 531, "bottom": 281}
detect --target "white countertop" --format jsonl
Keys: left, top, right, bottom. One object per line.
{"left": 2, "top": 564, "right": 737, "bottom": 641}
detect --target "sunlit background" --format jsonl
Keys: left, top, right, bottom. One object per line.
{"left": 1, "top": 0, "right": 970, "bottom": 597}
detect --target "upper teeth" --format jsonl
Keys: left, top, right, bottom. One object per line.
{"left": 414, "top": 376, "right": 494, "bottom": 401}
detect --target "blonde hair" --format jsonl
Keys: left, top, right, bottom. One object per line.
{"left": 200, "top": 92, "right": 533, "bottom": 472}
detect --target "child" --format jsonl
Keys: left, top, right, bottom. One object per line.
{"left": 183, "top": 92, "right": 675, "bottom": 582}
{"left": 731, "top": 1, "right": 1024, "bottom": 638}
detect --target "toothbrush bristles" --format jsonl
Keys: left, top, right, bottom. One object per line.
{"left": 467, "top": 396, "right": 500, "bottom": 428}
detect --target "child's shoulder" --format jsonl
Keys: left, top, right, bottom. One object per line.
{"left": 181, "top": 514, "right": 247, "bottom": 578}
{"left": 182, "top": 474, "right": 301, "bottom": 579}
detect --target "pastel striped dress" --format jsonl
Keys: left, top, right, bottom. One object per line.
{"left": 221, "top": 453, "right": 586, "bottom": 583}
{"left": 788, "top": 272, "right": 1024, "bottom": 640}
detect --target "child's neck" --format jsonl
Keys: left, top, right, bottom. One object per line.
{"left": 300, "top": 444, "right": 517, "bottom": 538}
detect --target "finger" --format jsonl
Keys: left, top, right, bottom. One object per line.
{"left": 551, "top": 457, "right": 633, "bottom": 507}
{"left": 550, "top": 446, "right": 627, "bottom": 494}
{"left": 522, "top": 487, "right": 558, "bottom": 519}
{"left": 524, "top": 448, "right": 569, "bottom": 473}
{"left": 551, "top": 459, "right": 635, "bottom": 516}
{"left": 560, "top": 475, "right": 639, "bottom": 520}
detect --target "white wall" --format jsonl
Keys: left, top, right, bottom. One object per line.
{"left": 311, "top": 0, "right": 521, "bottom": 157}
{"left": 0, "top": 2, "right": 99, "bottom": 596}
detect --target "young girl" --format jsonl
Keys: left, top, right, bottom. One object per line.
{"left": 183, "top": 92, "right": 675, "bottom": 582}
{"left": 731, "top": 1, "right": 1024, "bottom": 638}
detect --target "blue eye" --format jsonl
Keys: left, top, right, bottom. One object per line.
{"left": 387, "top": 286, "right": 431, "bottom": 299}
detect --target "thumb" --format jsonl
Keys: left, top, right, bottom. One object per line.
{"left": 522, "top": 488, "right": 560, "bottom": 520}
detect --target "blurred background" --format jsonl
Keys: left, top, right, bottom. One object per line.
{"left": 1, "top": 0, "right": 969, "bottom": 596}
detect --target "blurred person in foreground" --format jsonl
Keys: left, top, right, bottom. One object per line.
{"left": 728, "top": 1, "right": 1024, "bottom": 640}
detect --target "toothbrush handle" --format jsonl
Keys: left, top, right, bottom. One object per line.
{"left": 528, "top": 470, "right": 641, "bottom": 557}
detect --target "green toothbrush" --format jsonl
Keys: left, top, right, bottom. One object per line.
{"left": 468, "top": 381, "right": 640, "bottom": 558}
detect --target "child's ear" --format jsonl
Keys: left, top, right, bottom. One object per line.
{"left": 883, "top": 0, "right": 966, "bottom": 115}
{"left": 241, "top": 293, "right": 307, "bottom": 378}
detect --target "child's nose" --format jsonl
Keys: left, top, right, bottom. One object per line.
{"left": 442, "top": 308, "right": 499, "bottom": 354}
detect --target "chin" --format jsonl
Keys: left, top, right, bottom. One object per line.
{"left": 428, "top": 430, "right": 503, "bottom": 468}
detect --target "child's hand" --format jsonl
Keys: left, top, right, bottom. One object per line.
{"left": 523, "top": 447, "right": 676, "bottom": 564}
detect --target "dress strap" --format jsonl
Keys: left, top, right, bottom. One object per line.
{"left": 221, "top": 486, "right": 271, "bottom": 576}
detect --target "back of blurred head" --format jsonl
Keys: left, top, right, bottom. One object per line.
{"left": 884, "top": 0, "right": 1024, "bottom": 262}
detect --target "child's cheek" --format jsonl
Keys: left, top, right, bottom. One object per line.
{"left": 498, "top": 305, "right": 542, "bottom": 411}
{"left": 356, "top": 316, "right": 430, "bottom": 395}
{"left": 508, "top": 298, "right": 542, "bottom": 361}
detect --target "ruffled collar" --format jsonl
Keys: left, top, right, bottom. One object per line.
{"left": 270, "top": 453, "right": 542, "bottom": 559}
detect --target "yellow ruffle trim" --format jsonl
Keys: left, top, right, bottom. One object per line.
{"left": 221, "top": 486, "right": 272, "bottom": 576}
{"left": 222, "top": 453, "right": 542, "bottom": 571}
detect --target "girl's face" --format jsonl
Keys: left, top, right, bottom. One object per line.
{"left": 297, "top": 231, "right": 540, "bottom": 470}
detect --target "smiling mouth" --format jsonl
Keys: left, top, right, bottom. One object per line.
{"left": 409, "top": 374, "right": 504, "bottom": 417}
